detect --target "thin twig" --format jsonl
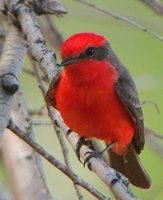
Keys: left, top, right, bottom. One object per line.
{"left": 73, "top": 0, "right": 163, "bottom": 42}
{"left": 23, "top": 68, "right": 35, "bottom": 76}
{"left": 145, "top": 127, "right": 163, "bottom": 140}
{"left": 44, "top": 15, "right": 64, "bottom": 49}
{"left": 32, "top": 120, "right": 52, "bottom": 126}
{"left": 145, "top": 127, "right": 163, "bottom": 160}
{"left": 29, "top": 105, "right": 47, "bottom": 116}
{"left": 8, "top": 119, "right": 109, "bottom": 200}
{"left": 141, "top": 100, "right": 160, "bottom": 114}
{"left": 23, "top": 68, "right": 47, "bottom": 82}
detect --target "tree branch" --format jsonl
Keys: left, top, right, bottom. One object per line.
{"left": 145, "top": 127, "right": 163, "bottom": 140}
{"left": 0, "top": 0, "right": 64, "bottom": 82}
{"left": 14, "top": 3, "right": 59, "bottom": 81}
{"left": 26, "top": 0, "right": 67, "bottom": 16}
{"left": 8, "top": 119, "right": 109, "bottom": 200}
{"left": 145, "top": 127, "right": 163, "bottom": 160}
{"left": 40, "top": 15, "right": 64, "bottom": 50}
{"left": 0, "top": 24, "right": 27, "bottom": 135}
{"left": 0, "top": 1, "right": 157, "bottom": 199}
{"left": 73, "top": 0, "right": 163, "bottom": 42}
{"left": 55, "top": 113, "right": 138, "bottom": 200}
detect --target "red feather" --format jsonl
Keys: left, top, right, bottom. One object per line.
{"left": 54, "top": 59, "right": 135, "bottom": 155}
{"left": 61, "top": 32, "right": 106, "bottom": 59}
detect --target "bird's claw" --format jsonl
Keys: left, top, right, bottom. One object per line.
{"left": 83, "top": 141, "right": 115, "bottom": 168}
{"left": 76, "top": 137, "right": 95, "bottom": 163}
{"left": 83, "top": 151, "right": 103, "bottom": 168}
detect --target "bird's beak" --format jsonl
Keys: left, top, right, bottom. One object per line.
{"left": 60, "top": 57, "right": 79, "bottom": 67}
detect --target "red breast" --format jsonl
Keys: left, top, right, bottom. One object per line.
{"left": 55, "top": 57, "right": 135, "bottom": 155}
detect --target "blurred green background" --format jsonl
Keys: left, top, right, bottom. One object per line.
{"left": 5, "top": 0, "right": 163, "bottom": 199}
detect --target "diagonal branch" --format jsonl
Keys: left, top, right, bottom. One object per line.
{"left": 145, "top": 127, "right": 163, "bottom": 140}
{"left": 73, "top": 0, "right": 163, "bottom": 42}
{"left": 145, "top": 127, "right": 163, "bottom": 160}
{"left": 11, "top": 2, "right": 61, "bottom": 81}
{"left": 40, "top": 15, "right": 64, "bottom": 50}
{"left": 54, "top": 113, "right": 137, "bottom": 200}
{"left": 8, "top": 119, "right": 109, "bottom": 200}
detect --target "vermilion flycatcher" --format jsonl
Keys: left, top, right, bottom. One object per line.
{"left": 46, "top": 32, "right": 151, "bottom": 188}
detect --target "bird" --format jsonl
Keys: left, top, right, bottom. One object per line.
{"left": 46, "top": 32, "right": 151, "bottom": 188}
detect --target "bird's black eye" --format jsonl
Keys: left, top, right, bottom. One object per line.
{"left": 86, "top": 47, "right": 95, "bottom": 57}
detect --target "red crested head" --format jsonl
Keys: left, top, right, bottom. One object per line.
{"left": 61, "top": 32, "right": 106, "bottom": 59}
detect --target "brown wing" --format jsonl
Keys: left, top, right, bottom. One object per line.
{"left": 115, "top": 66, "right": 144, "bottom": 154}
{"left": 46, "top": 74, "right": 61, "bottom": 108}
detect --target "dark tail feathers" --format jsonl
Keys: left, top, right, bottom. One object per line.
{"left": 108, "top": 143, "right": 151, "bottom": 189}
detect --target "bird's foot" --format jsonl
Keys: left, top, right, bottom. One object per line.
{"left": 84, "top": 151, "right": 103, "bottom": 168}
{"left": 76, "top": 137, "right": 95, "bottom": 163}
{"left": 84, "top": 141, "right": 115, "bottom": 167}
